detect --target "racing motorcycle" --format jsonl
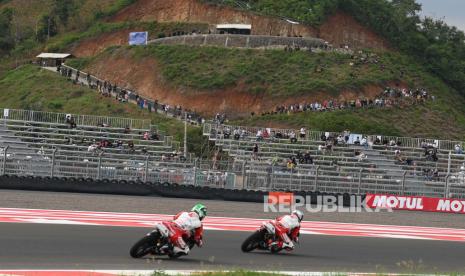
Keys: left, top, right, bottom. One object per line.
{"left": 241, "top": 221, "right": 291, "bottom": 253}
{"left": 130, "top": 221, "right": 196, "bottom": 259}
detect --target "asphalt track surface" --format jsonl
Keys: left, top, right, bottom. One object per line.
{"left": 1, "top": 222, "right": 465, "bottom": 273}
{"left": 2, "top": 189, "right": 465, "bottom": 273}
{"left": 2, "top": 189, "right": 465, "bottom": 228}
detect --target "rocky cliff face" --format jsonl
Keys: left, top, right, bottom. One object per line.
{"left": 110, "top": 0, "right": 388, "bottom": 49}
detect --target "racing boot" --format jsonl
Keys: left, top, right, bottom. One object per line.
{"left": 282, "top": 241, "right": 294, "bottom": 251}
{"left": 172, "top": 245, "right": 189, "bottom": 255}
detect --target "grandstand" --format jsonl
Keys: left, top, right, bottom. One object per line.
{"left": 203, "top": 123, "right": 465, "bottom": 198}
{"left": 1, "top": 108, "right": 464, "bottom": 199}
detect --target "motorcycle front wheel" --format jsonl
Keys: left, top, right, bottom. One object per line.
{"left": 241, "top": 230, "right": 263, "bottom": 252}
{"left": 129, "top": 233, "right": 159, "bottom": 258}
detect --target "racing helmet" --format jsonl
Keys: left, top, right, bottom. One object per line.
{"left": 191, "top": 203, "right": 207, "bottom": 221}
{"left": 292, "top": 210, "right": 304, "bottom": 222}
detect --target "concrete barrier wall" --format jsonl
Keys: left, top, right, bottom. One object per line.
{"left": 149, "top": 34, "right": 326, "bottom": 49}
{"left": 0, "top": 175, "right": 363, "bottom": 205}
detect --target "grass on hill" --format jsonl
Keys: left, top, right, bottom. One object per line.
{"left": 0, "top": 65, "right": 207, "bottom": 153}
{"left": 72, "top": 44, "right": 423, "bottom": 97}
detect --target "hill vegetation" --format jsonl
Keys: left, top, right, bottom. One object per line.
{"left": 70, "top": 44, "right": 422, "bottom": 97}
{"left": 204, "top": 0, "right": 465, "bottom": 96}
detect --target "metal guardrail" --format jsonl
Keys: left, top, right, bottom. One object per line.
{"left": 0, "top": 108, "right": 150, "bottom": 130}
{"left": 206, "top": 123, "right": 465, "bottom": 151}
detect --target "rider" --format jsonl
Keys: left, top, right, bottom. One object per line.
{"left": 271, "top": 210, "right": 303, "bottom": 251}
{"left": 169, "top": 203, "right": 207, "bottom": 255}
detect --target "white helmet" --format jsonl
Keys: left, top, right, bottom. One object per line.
{"left": 292, "top": 210, "right": 304, "bottom": 222}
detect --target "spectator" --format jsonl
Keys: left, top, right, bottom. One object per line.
{"left": 318, "top": 144, "right": 325, "bottom": 154}
{"left": 354, "top": 137, "right": 360, "bottom": 145}
{"left": 151, "top": 132, "right": 160, "bottom": 141}
{"left": 304, "top": 151, "right": 313, "bottom": 164}
{"left": 252, "top": 143, "right": 259, "bottom": 160}
{"left": 360, "top": 136, "right": 368, "bottom": 149}
{"left": 336, "top": 135, "right": 344, "bottom": 145}
{"left": 224, "top": 127, "right": 231, "bottom": 139}
{"left": 289, "top": 131, "right": 297, "bottom": 143}
{"left": 355, "top": 150, "right": 367, "bottom": 162}
{"left": 299, "top": 127, "right": 306, "bottom": 139}
{"left": 128, "top": 140, "right": 135, "bottom": 153}
{"left": 88, "top": 144, "right": 98, "bottom": 153}
{"left": 116, "top": 140, "right": 124, "bottom": 150}
{"left": 143, "top": 131, "right": 150, "bottom": 140}
{"left": 287, "top": 159, "right": 296, "bottom": 171}
{"left": 394, "top": 149, "right": 406, "bottom": 164}
{"left": 256, "top": 129, "right": 263, "bottom": 141}
{"left": 455, "top": 144, "right": 463, "bottom": 154}
{"left": 233, "top": 128, "right": 240, "bottom": 140}
{"left": 343, "top": 130, "right": 350, "bottom": 144}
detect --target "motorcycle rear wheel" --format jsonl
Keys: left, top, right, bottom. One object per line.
{"left": 241, "top": 230, "right": 262, "bottom": 252}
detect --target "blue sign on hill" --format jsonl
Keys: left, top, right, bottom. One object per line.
{"left": 129, "top": 32, "right": 148, "bottom": 45}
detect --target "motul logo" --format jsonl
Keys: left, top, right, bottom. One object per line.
{"left": 371, "top": 195, "right": 424, "bottom": 210}
{"left": 366, "top": 194, "right": 465, "bottom": 215}
{"left": 437, "top": 199, "right": 465, "bottom": 212}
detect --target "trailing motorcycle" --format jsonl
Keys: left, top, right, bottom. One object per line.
{"left": 130, "top": 222, "right": 195, "bottom": 259}
{"left": 241, "top": 221, "right": 290, "bottom": 253}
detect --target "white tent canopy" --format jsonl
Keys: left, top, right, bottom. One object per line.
{"left": 216, "top": 24, "right": 252, "bottom": 30}
{"left": 36, "top": 53, "right": 72, "bottom": 59}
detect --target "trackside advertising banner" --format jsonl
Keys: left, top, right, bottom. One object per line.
{"left": 366, "top": 194, "right": 465, "bottom": 214}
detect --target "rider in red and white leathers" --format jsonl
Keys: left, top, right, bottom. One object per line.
{"left": 166, "top": 203, "right": 207, "bottom": 255}
{"left": 270, "top": 210, "right": 303, "bottom": 250}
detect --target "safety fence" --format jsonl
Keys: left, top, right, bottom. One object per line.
{"left": 2, "top": 146, "right": 465, "bottom": 198}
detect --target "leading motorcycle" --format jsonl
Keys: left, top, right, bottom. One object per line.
{"left": 130, "top": 221, "right": 196, "bottom": 259}
{"left": 241, "top": 221, "right": 292, "bottom": 253}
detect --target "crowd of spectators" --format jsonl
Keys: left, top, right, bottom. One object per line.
{"left": 264, "top": 86, "right": 432, "bottom": 116}
{"left": 59, "top": 66, "right": 205, "bottom": 125}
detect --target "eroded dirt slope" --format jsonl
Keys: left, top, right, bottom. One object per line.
{"left": 109, "top": 0, "right": 388, "bottom": 49}
{"left": 84, "top": 53, "right": 393, "bottom": 117}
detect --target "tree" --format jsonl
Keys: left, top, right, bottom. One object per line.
{"left": 36, "top": 14, "right": 57, "bottom": 42}
{"left": 52, "top": 0, "right": 74, "bottom": 26}
{"left": 0, "top": 8, "right": 14, "bottom": 55}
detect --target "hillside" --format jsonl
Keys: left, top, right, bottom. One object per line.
{"left": 67, "top": 45, "right": 419, "bottom": 114}
{"left": 0, "top": 0, "right": 464, "bottom": 142}
{"left": 66, "top": 44, "right": 465, "bottom": 139}
{"left": 109, "top": 0, "right": 388, "bottom": 49}
{"left": 0, "top": 65, "right": 191, "bottom": 139}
